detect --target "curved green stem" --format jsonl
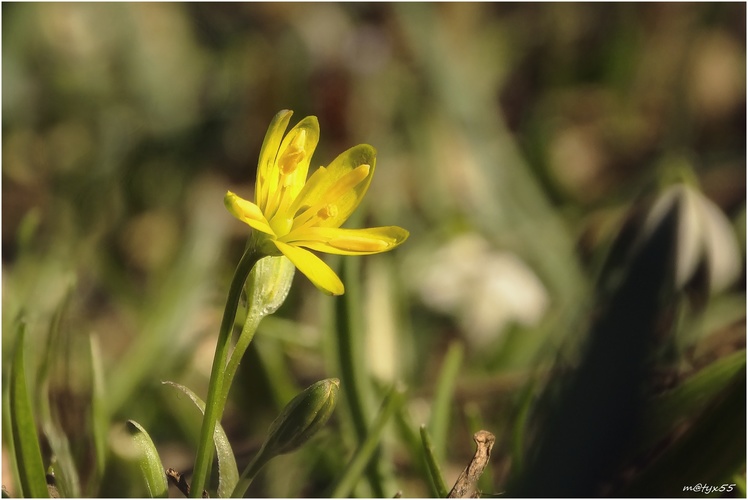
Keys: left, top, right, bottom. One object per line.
{"left": 231, "top": 446, "right": 270, "bottom": 498}
{"left": 191, "top": 247, "right": 261, "bottom": 497}
{"left": 218, "top": 312, "right": 263, "bottom": 411}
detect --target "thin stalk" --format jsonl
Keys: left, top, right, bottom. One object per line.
{"left": 219, "top": 312, "right": 263, "bottom": 410}
{"left": 191, "top": 247, "right": 261, "bottom": 497}
{"left": 231, "top": 446, "right": 269, "bottom": 497}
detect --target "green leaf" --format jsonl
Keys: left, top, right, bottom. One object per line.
{"left": 37, "top": 285, "right": 80, "bottom": 497}
{"left": 623, "top": 367, "right": 746, "bottom": 496}
{"left": 420, "top": 424, "right": 448, "bottom": 498}
{"left": 329, "top": 384, "right": 405, "bottom": 498}
{"left": 428, "top": 341, "right": 464, "bottom": 463}
{"left": 89, "top": 334, "right": 109, "bottom": 492}
{"left": 333, "top": 256, "right": 390, "bottom": 497}
{"left": 641, "top": 350, "right": 746, "bottom": 451}
{"left": 163, "top": 381, "right": 239, "bottom": 498}
{"left": 124, "top": 420, "right": 168, "bottom": 498}
{"left": 9, "top": 323, "right": 49, "bottom": 498}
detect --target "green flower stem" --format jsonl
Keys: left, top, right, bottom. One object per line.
{"left": 191, "top": 246, "right": 261, "bottom": 498}
{"left": 218, "top": 311, "right": 263, "bottom": 410}
{"left": 231, "top": 445, "right": 269, "bottom": 497}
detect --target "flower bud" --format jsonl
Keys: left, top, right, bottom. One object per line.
{"left": 260, "top": 378, "right": 339, "bottom": 458}
{"left": 245, "top": 254, "right": 296, "bottom": 318}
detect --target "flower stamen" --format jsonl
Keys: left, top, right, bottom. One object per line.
{"left": 277, "top": 129, "right": 307, "bottom": 175}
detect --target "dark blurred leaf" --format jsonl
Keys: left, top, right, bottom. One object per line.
{"left": 641, "top": 349, "right": 745, "bottom": 452}
{"left": 507, "top": 193, "right": 679, "bottom": 496}
{"left": 623, "top": 366, "right": 746, "bottom": 497}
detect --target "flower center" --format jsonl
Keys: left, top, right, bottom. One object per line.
{"left": 290, "top": 164, "right": 371, "bottom": 232}
{"left": 270, "top": 215, "right": 293, "bottom": 236}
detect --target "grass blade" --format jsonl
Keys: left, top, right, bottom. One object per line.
{"left": 623, "top": 367, "right": 746, "bottom": 496}
{"left": 89, "top": 333, "right": 109, "bottom": 494}
{"left": 37, "top": 285, "right": 80, "bottom": 497}
{"left": 642, "top": 349, "right": 746, "bottom": 452}
{"left": 9, "top": 323, "right": 49, "bottom": 498}
{"left": 420, "top": 424, "right": 448, "bottom": 497}
{"left": 428, "top": 341, "right": 464, "bottom": 462}
{"left": 330, "top": 385, "right": 404, "bottom": 498}
{"left": 333, "top": 256, "right": 389, "bottom": 496}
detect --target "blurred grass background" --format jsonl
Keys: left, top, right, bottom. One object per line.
{"left": 2, "top": 3, "right": 745, "bottom": 497}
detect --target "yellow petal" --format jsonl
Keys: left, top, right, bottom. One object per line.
{"left": 275, "top": 116, "right": 320, "bottom": 200}
{"left": 224, "top": 191, "right": 276, "bottom": 236}
{"left": 289, "top": 144, "right": 376, "bottom": 228}
{"left": 256, "top": 110, "right": 293, "bottom": 211}
{"left": 282, "top": 226, "right": 409, "bottom": 256}
{"left": 274, "top": 240, "right": 345, "bottom": 295}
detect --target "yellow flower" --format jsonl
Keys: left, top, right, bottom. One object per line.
{"left": 225, "top": 110, "right": 409, "bottom": 295}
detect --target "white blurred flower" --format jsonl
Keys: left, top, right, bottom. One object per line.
{"left": 412, "top": 234, "right": 549, "bottom": 348}
{"left": 641, "top": 184, "right": 741, "bottom": 294}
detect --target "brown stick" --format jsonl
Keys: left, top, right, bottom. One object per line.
{"left": 447, "top": 430, "right": 496, "bottom": 498}
{"left": 166, "top": 468, "right": 209, "bottom": 498}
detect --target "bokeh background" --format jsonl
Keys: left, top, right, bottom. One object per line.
{"left": 3, "top": 3, "right": 745, "bottom": 497}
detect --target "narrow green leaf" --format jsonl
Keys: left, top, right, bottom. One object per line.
{"left": 392, "top": 400, "right": 433, "bottom": 496}
{"left": 125, "top": 420, "right": 168, "bottom": 498}
{"left": 428, "top": 341, "right": 464, "bottom": 462}
{"left": 642, "top": 350, "right": 746, "bottom": 451}
{"left": 89, "top": 333, "right": 108, "bottom": 493}
{"left": 334, "top": 256, "right": 390, "bottom": 497}
{"left": 37, "top": 285, "right": 80, "bottom": 497}
{"left": 420, "top": 425, "right": 448, "bottom": 498}
{"left": 510, "top": 376, "right": 539, "bottom": 477}
{"left": 163, "top": 381, "right": 239, "bottom": 498}
{"left": 330, "top": 385, "right": 405, "bottom": 498}
{"left": 623, "top": 367, "right": 746, "bottom": 496}
{"left": 9, "top": 323, "right": 49, "bottom": 498}
{"left": 2, "top": 381, "right": 22, "bottom": 498}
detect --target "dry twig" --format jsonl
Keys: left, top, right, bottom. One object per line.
{"left": 447, "top": 430, "right": 496, "bottom": 498}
